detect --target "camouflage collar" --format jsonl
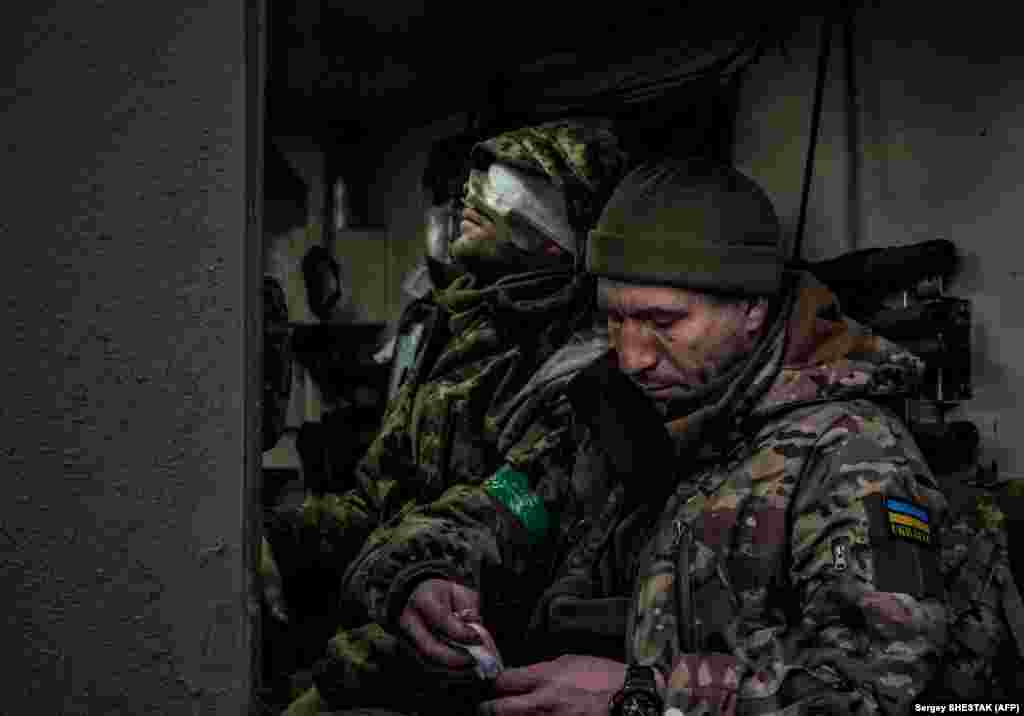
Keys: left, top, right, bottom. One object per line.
{"left": 432, "top": 268, "right": 581, "bottom": 324}
{"left": 753, "top": 272, "right": 925, "bottom": 419}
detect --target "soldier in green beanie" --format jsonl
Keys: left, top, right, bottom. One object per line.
{"left": 340, "top": 157, "right": 951, "bottom": 716}
{"left": 267, "top": 119, "right": 629, "bottom": 715}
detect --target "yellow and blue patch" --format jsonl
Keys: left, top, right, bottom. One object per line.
{"left": 863, "top": 493, "right": 942, "bottom": 598}
{"left": 884, "top": 497, "right": 931, "bottom": 546}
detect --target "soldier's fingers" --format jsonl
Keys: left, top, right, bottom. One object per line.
{"left": 465, "top": 621, "right": 501, "bottom": 658}
{"left": 450, "top": 581, "right": 482, "bottom": 612}
{"left": 478, "top": 690, "right": 546, "bottom": 716}
{"left": 401, "top": 609, "right": 474, "bottom": 669}
{"left": 415, "top": 586, "right": 479, "bottom": 643}
{"left": 440, "top": 611, "right": 481, "bottom": 643}
{"left": 492, "top": 663, "right": 548, "bottom": 695}
{"left": 448, "top": 583, "right": 484, "bottom": 640}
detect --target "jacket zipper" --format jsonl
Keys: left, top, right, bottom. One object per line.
{"left": 673, "top": 519, "right": 695, "bottom": 653}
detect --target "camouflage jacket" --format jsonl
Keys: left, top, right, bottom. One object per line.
{"left": 269, "top": 116, "right": 629, "bottom": 586}
{"left": 923, "top": 478, "right": 1024, "bottom": 702}
{"left": 342, "top": 274, "right": 950, "bottom": 715}
{"left": 267, "top": 269, "right": 593, "bottom": 593}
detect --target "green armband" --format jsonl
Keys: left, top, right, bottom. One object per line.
{"left": 483, "top": 465, "right": 550, "bottom": 544}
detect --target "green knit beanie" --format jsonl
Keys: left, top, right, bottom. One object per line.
{"left": 587, "top": 158, "right": 784, "bottom": 296}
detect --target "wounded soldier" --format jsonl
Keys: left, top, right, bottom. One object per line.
{"left": 272, "top": 119, "right": 630, "bottom": 714}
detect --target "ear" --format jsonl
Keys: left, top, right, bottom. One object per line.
{"left": 744, "top": 299, "right": 769, "bottom": 337}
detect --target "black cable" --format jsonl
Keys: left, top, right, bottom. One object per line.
{"left": 841, "top": 2, "right": 862, "bottom": 250}
{"left": 792, "top": 13, "right": 836, "bottom": 264}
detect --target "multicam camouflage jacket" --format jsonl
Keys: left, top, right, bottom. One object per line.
{"left": 342, "top": 273, "right": 950, "bottom": 715}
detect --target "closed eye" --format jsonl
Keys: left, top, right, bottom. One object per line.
{"left": 643, "top": 310, "right": 687, "bottom": 330}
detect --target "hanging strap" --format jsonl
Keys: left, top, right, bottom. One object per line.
{"left": 792, "top": 13, "right": 837, "bottom": 264}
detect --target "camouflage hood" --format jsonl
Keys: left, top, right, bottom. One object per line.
{"left": 402, "top": 266, "right": 592, "bottom": 470}
{"left": 455, "top": 118, "right": 630, "bottom": 278}
{"left": 471, "top": 118, "right": 630, "bottom": 241}
{"left": 494, "top": 324, "right": 611, "bottom": 456}
{"left": 752, "top": 270, "right": 926, "bottom": 420}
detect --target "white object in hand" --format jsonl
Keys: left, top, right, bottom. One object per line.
{"left": 447, "top": 616, "right": 504, "bottom": 680}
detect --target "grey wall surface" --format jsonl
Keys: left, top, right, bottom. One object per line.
{"left": 733, "top": 5, "right": 1024, "bottom": 476}
{"left": 1, "top": 2, "right": 258, "bottom": 714}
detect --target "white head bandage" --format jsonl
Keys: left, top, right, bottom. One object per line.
{"left": 464, "top": 163, "right": 576, "bottom": 255}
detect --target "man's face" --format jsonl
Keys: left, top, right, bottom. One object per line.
{"left": 457, "top": 206, "right": 564, "bottom": 257}
{"left": 598, "top": 280, "right": 766, "bottom": 403}
{"left": 452, "top": 165, "right": 570, "bottom": 260}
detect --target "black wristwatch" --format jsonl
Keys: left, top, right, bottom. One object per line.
{"left": 609, "top": 665, "right": 664, "bottom": 716}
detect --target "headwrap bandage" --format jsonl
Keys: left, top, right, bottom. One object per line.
{"left": 470, "top": 118, "right": 631, "bottom": 252}
{"left": 463, "top": 163, "right": 576, "bottom": 256}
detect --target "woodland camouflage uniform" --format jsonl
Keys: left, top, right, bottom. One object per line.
{"left": 271, "top": 119, "right": 629, "bottom": 713}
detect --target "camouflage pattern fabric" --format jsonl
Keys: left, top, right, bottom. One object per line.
{"left": 921, "top": 482, "right": 1024, "bottom": 702}
{"left": 268, "top": 270, "right": 593, "bottom": 713}
{"left": 268, "top": 117, "right": 629, "bottom": 593}
{"left": 269, "top": 121, "right": 633, "bottom": 713}
{"left": 265, "top": 266, "right": 592, "bottom": 614}
{"left": 313, "top": 375, "right": 583, "bottom": 713}
{"left": 452, "top": 119, "right": 630, "bottom": 279}
{"left": 342, "top": 272, "right": 950, "bottom": 715}
{"left": 472, "top": 118, "right": 630, "bottom": 239}
{"left": 630, "top": 397, "right": 946, "bottom": 715}
{"left": 258, "top": 534, "right": 288, "bottom": 625}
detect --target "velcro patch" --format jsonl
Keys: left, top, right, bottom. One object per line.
{"left": 884, "top": 497, "right": 932, "bottom": 546}
{"left": 863, "top": 493, "right": 942, "bottom": 599}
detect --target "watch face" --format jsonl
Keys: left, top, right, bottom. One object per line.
{"left": 621, "top": 695, "right": 659, "bottom": 716}
{"left": 623, "top": 700, "right": 646, "bottom": 716}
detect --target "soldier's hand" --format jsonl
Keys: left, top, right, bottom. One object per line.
{"left": 400, "top": 578, "right": 484, "bottom": 670}
{"left": 479, "top": 654, "right": 628, "bottom": 716}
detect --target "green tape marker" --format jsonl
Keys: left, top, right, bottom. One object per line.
{"left": 483, "top": 465, "right": 550, "bottom": 544}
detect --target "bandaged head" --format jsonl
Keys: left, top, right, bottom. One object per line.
{"left": 451, "top": 119, "right": 629, "bottom": 273}
{"left": 462, "top": 163, "right": 575, "bottom": 255}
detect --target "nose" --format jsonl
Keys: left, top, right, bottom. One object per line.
{"left": 615, "top": 319, "right": 658, "bottom": 376}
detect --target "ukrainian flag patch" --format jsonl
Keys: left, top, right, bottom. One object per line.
{"left": 884, "top": 497, "right": 932, "bottom": 546}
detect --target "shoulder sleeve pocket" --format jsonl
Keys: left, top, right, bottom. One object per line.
{"left": 863, "top": 493, "right": 943, "bottom": 598}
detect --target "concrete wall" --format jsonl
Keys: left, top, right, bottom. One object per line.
{"left": 1, "top": 2, "right": 258, "bottom": 714}
{"left": 734, "top": 5, "right": 1024, "bottom": 476}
